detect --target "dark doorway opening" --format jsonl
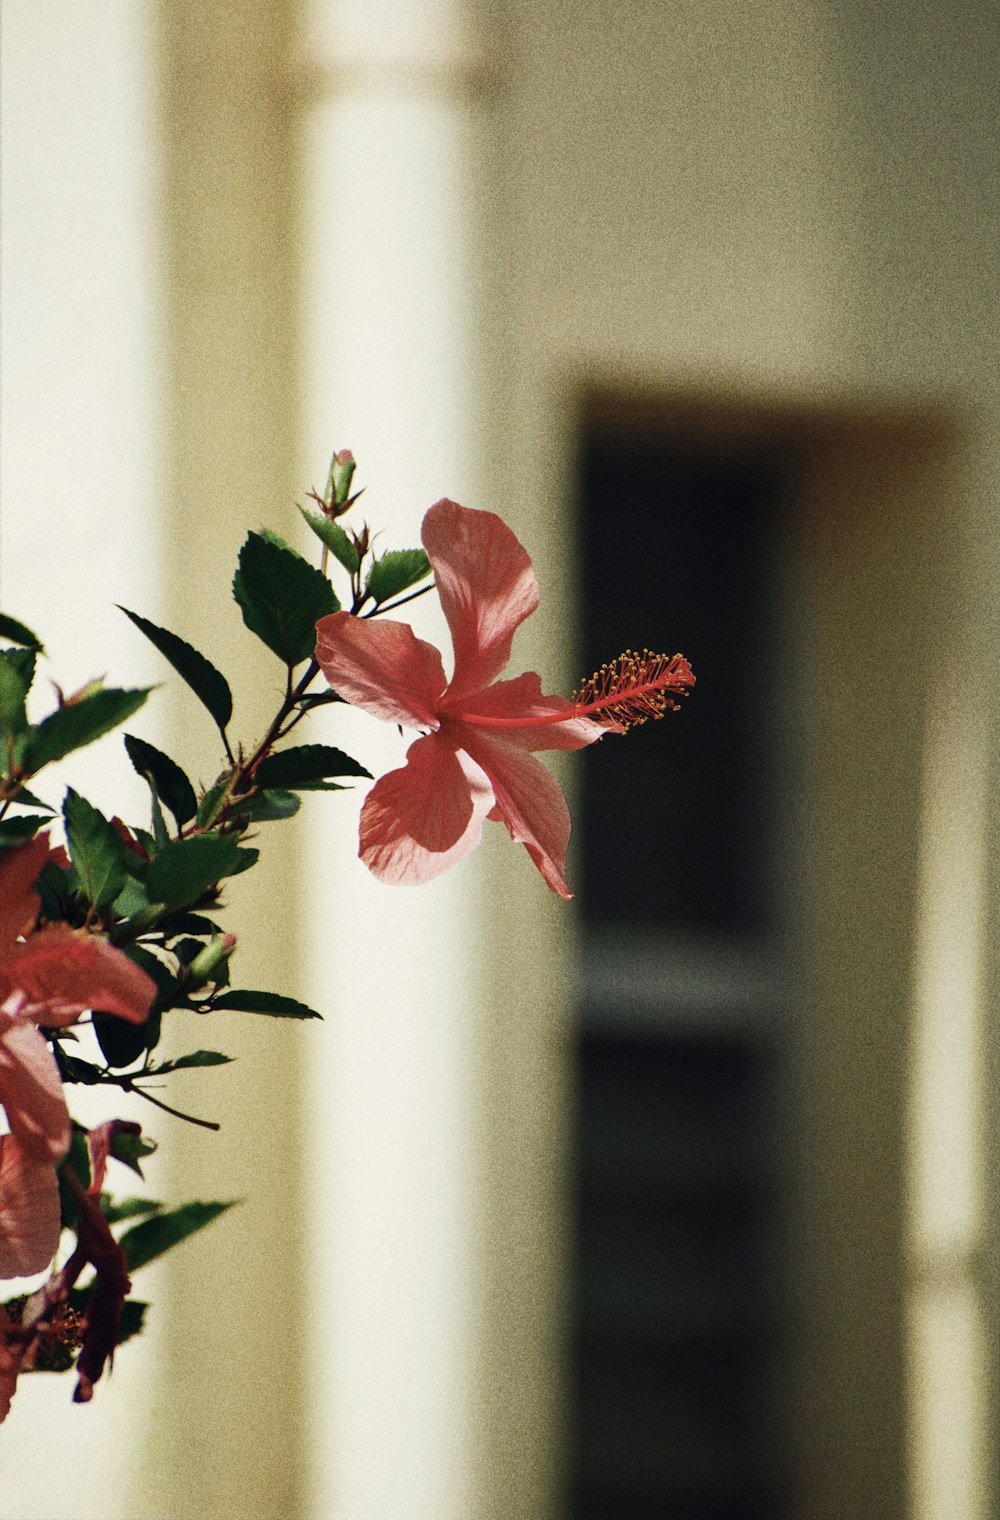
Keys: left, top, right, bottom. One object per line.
{"left": 569, "top": 404, "right": 791, "bottom": 1520}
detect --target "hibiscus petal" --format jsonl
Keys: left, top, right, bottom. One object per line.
{"left": 316, "top": 611, "right": 447, "bottom": 729}
{"left": 359, "top": 733, "right": 494, "bottom": 885}
{"left": 458, "top": 731, "right": 576, "bottom": 898}
{"left": 450, "top": 672, "right": 608, "bottom": 751}
{"left": 0, "top": 834, "right": 48, "bottom": 952}
{"left": 0, "top": 1132, "right": 60, "bottom": 1279}
{"left": 422, "top": 500, "right": 539, "bottom": 700}
{"left": 0, "top": 1021, "right": 71, "bottom": 1162}
{"left": 6, "top": 928, "right": 156, "bottom": 1028}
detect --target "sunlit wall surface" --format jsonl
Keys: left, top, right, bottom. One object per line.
{"left": 2, "top": 2, "right": 999, "bottom": 1518}
{"left": 0, "top": 4, "right": 167, "bottom": 1516}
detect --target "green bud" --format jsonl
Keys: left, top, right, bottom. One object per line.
{"left": 185, "top": 933, "right": 237, "bottom": 989}
{"left": 327, "top": 449, "right": 356, "bottom": 511}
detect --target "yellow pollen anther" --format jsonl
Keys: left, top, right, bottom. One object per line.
{"left": 573, "top": 648, "right": 695, "bottom": 731}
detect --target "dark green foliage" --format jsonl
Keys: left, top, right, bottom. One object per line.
{"left": 211, "top": 989, "right": 322, "bottom": 1019}
{"left": 144, "top": 834, "right": 253, "bottom": 911}
{"left": 0, "top": 612, "right": 44, "bottom": 650}
{"left": 99, "top": 1196, "right": 164, "bottom": 1225}
{"left": 195, "top": 777, "right": 230, "bottom": 829}
{"left": 5, "top": 786, "right": 54, "bottom": 812}
{"left": 298, "top": 505, "right": 361, "bottom": 574}
{"left": 232, "top": 531, "right": 339, "bottom": 664}
{"left": 119, "top": 607, "right": 233, "bottom": 730}
{"left": 365, "top": 548, "right": 432, "bottom": 605}
{"left": 108, "top": 1128, "right": 158, "bottom": 1179}
{"left": 0, "top": 647, "right": 35, "bottom": 736}
{"left": 92, "top": 1010, "right": 155, "bottom": 1070}
{"left": 254, "top": 742, "right": 371, "bottom": 788}
{"left": 63, "top": 789, "right": 128, "bottom": 910}
{"left": 242, "top": 788, "right": 301, "bottom": 821}
{"left": 21, "top": 687, "right": 150, "bottom": 771}
{"left": 118, "top": 1200, "right": 237, "bottom": 1272}
{"left": 123, "top": 734, "right": 198, "bottom": 829}
{"left": 0, "top": 813, "right": 51, "bottom": 845}
{"left": 57, "top": 1130, "right": 92, "bottom": 1231}
{"left": 145, "top": 1050, "right": 233, "bottom": 1076}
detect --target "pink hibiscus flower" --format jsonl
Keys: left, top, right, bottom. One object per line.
{"left": 0, "top": 834, "right": 156, "bottom": 1278}
{"left": 316, "top": 498, "right": 694, "bottom": 897}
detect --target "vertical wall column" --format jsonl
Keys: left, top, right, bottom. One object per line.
{"left": 153, "top": 5, "right": 306, "bottom": 1517}
{"left": 0, "top": 6, "right": 164, "bottom": 1512}
{"left": 293, "top": 5, "right": 501, "bottom": 1517}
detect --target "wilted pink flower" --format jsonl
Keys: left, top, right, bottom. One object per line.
{"left": 316, "top": 499, "right": 694, "bottom": 897}
{"left": 0, "top": 834, "right": 156, "bottom": 1281}
{"left": 0, "top": 1131, "right": 61, "bottom": 1279}
{"left": 0, "top": 1121, "right": 144, "bottom": 1422}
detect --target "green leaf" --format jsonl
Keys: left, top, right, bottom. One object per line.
{"left": 108, "top": 1128, "right": 158, "bottom": 1179}
{"left": 148, "top": 786, "right": 170, "bottom": 850}
{"left": 57, "top": 1129, "right": 92, "bottom": 1230}
{"left": 118, "top": 1199, "right": 237, "bottom": 1272}
{"left": 211, "top": 989, "right": 322, "bottom": 1020}
{"left": 256, "top": 527, "right": 297, "bottom": 554}
{"left": 113, "top": 874, "right": 151, "bottom": 918}
{"left": 145, "top": 1049, "right": 233, "bottom": 1075}
{"left": 161, "top": 912, "right": 223, "bottom": 938}
{"left": 112, "top": 1297, "right": 148, "bottom": 1346}
{"left": 121, "top": 944, "right": 175, "bottom": 995}
{"left": 144, "top": 833, "right": 245, "bottom": 911}
{"left": 93, "top": 1009, "right": 154, "bottom": 1069}
{"left": 227, "top": 846, "right": 259, "bottom": 877}
{"left": 0, "top": 648, "right": 35, "bottom": 736}
{"left": 118, "top": 607, "right": 233, "bottom": 730}
{"left": 100, "top": 1195, "right": 164, "bottom": 1225}
{"left": 232, "top": 531, "right": 339, "bottom": 665}
{"left": 365, "top": 548, "right": 432, "bottom": 606}
{"left": 0, "top": 613, "right": 44, "bottom": 650}
{"left": 295, "top": 690, "right": 344, "bottom": 711}
{"left": 57, "top": 1052, "right": 106, "bottom": 1086}
{"left": 0, "top": 813, "right": 51, "bottom": 845}
{"left": 22, "top": 687, "right": 151, "bottom": 772}
{"left": 123, "top": 734, "right": 198, "bottom": 829}
{"left": 254, "top": 742, "right": 371, "bottom": 788}
{"left": 242, "top": 788, "right": 301, "bottom": 821}
{"left": 63, "top": 788, "right": 128, "bottom": 910}
{"left": 196, "top": 777, "right": 230, "bottom": 829}
{"left": 297, "top": 505, "right": 361, "bottom": 575}
{"left": 133, "top": 827, "right": 157, "bottom": 859}
{"left": 4, "top": 786, "right": 55, "bottom": 812}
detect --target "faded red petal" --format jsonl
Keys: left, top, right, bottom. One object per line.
{"left": 449, "top": 672, "right": 607, "bottom": 751}
{"left": 422, "top": 500, "right": 539, "bottom": 701}
{"left": 71, "top": 1189, "right": 131, "bottom": 1404}
{"left": 316, "top": 611, "right": 447, "bottom": 729}
{"left": 86, "top": 1119, "right": 142, "bottom": 1197}
{"left": 359, "top": 733, "right": 494, "bottom": 885}
{"left": 5, "top": 928, "right": 156, "bottom": 1027}
{"left": 0, "top": 1020, "right": 71, "bottom": 1162}
{"left": 459, "top": 730, "right": 575, "bottom": 898}
{"left": 0, "top": 1132, "right": 60, "bottom": 1279}
{"left": 0, "top": 835, "right": 48, "bottom": 951}
{"left": 0, "top": 1303, "right": 24, "bottom": 1422}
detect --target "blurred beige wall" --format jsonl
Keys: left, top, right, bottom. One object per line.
{"left": 2, "top": 2, "right": 998, "bottom": 1518}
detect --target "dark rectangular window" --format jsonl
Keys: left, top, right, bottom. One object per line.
{"left": 570, "top": 413, "right": 789, "bottom": 1520}
{"left": 578, "top": 432, "right": 781, "bottom": 933}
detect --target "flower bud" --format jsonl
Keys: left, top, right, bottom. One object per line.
{"left": 326, "top": 449, "right": 356, "bottom": 512}
{"left": 185, "top": 933, "right": 237, "bottom": 990}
